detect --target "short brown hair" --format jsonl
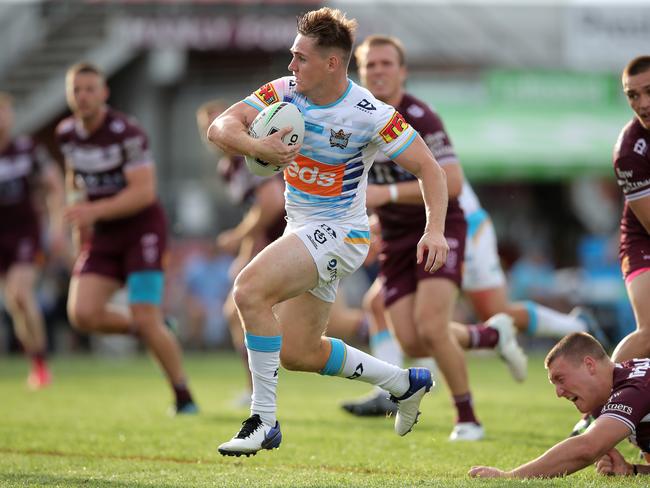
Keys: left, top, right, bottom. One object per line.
{"left": 297, "top": 7, "right": 357, "bottom": 63}
{"left": 545, "top": 332, "right": 608, "bottom": 369}
{"left": 355, "top": 35, "right": 406, "bottom": 67}
{"left": 623, "top": 55, "right": 650, "bottom": 78}
{"left": 66, "top": 62, "right": 105, "bottom": 83}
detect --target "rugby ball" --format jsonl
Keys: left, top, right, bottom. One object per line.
{"left": 245, "top": 101, "right": 304, "bottom": 177}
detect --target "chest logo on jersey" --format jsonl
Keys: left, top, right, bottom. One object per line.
{"left": 329, "top": 129, "right": 351, "bottom": 149}
{"left": 254, "top": 83, "right": 279, "bottom": 106}
{"left": 634, "top": 138, "right": 648, "bottom": 157}
{"left": 602, "top": 402, "right": 633, "bottom": 415}
{"left": 285, "top": 156, "right": 344, "bottom": 196}
{"left": 379, "top": 112, "right": 409, "bottom": 143}
{"left": 355, "top": 99, "right": 376, "bottom": 112}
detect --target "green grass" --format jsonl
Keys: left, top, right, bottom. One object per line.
{"left": 0, "top": 352, "right": 645, "bottom": 487}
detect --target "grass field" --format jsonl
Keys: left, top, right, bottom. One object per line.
{"left": 0, "top": 351, "right": 646, "bottom": 487}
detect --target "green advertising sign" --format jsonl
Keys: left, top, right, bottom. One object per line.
{"left": 409, "top": 70, "right": 631, "bottom": 181}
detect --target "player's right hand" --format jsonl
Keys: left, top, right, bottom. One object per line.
{"left": 595, "top": 448, "right": 633, "bottom": 476}
{"left": 416, "top": 230, "right": 448, "bottom": 273}
{"left": 468, "top": 466, "right": 507, "bottom": 478}
{"left": 253, "top": 126, "right": 301, "bottom": 166}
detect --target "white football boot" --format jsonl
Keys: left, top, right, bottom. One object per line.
{"left": 391, "top": 367, "right": 434, "bottom": 436}
{"left": 449, "top": 422, "right": 485, "bottom": 441}
{"left": 218, "top": 414, "right": 282, "bottom": 457}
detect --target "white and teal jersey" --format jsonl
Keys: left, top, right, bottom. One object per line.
{"left": 244, "top": 77, "right": 417, "bottom": 226}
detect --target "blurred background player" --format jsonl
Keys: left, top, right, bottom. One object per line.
{"left": 0, "top": 91, "right": 65, "bottom": 389}
{"left": 343, "top": 35, "right": 527, "bottom": 441}
{"left": 610, "top": 55, "right": 650, "bottom": 363}
{"left": 57, "top": 62, "right": 197, "bottom": 414}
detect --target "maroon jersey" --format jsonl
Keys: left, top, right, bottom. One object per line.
{"left": 613, "top": 118, "right": 650, "bottom": 275}
{"left": 368, "top": 93, "right": 463, "bottom": 241}
{"left": 0, "top": 135, "right": 53, "bottom": 229}
{"left": 218, "top": 155, "right": 286, "bottom": 243}
{"left": 596, "top": 359, "right": 650, "bottom": 454}
{"left": 56, "top": 108, "right": 165, "bottom": 236}
{"left": 0, "top": 136, "right": 51, "bottom": 271}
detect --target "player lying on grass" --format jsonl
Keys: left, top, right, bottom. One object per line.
{"left": 469, "top": 332, "right": 650, "bottom": 478}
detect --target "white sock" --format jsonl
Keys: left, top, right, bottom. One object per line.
{"left": 245, "top": 333, "right": 281, "bottom": 427}
{"left": 370, "top": 329, "right": 404, "bottom": 366}
{"left": 526, "top": 302, "right": 587, "bottom": 338}
{"left": 320, "top": 337, "right": 409, "bottom": 396}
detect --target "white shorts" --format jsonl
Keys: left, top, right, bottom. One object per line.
{"left": 461, "top": 212, "right": 506, "bottom": 291}
{"left": 287, "top": 221, "right": 370, "bottom": 303}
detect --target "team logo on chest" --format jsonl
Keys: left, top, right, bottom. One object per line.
{"left": 329, "top": 128, "right": 351, "bottom": 149}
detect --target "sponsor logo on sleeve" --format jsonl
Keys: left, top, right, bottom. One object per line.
{"left": 329, "top": 128, "right": 351, "bottom": 149}
{"left": 254, "top": 83, "right": 279, "bottom": 106}
{"left": 602, "top": 402, "right": 633, "bottom": 415}
{"left": 379, "top": 111, "right": 410, "bottom": 143}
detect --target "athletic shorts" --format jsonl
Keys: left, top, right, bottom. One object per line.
{"left": 462, "top": 211, "right": 506, "bottom": 291}
{"left": 620, "top": 238, "right": 650, "bottom": 283}
{"left": 0, "top": 223, "right": 41, "bottom": 274}
{"left": 73, "top": 221, "right": 167, "bottom": 284}
{"left": 380, "top": 213, "right": 466, "bottom": 307}
{"left": 288, "top": 220, "right": 370, "bottom": 303}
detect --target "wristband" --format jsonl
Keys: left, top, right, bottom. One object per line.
{"left": 388, "top": 184, "right": 398, "bottom": 203}
{"left": 633, "top": 464, "right": 639, "bottom": 476}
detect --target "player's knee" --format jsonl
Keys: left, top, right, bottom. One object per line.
{"left": 362, "top": 289, "right": 383, "bottom": 317}
{"left": 400, "top": 337, "right": 426, "bottom": 358}
{"left": 232, "top": 272, "right": 264, "bottom": 312}
{"left": 67, "top": 305, "right": 96, "bottom": 332}
{"left": 4, "top": 287, "right": 32, "bottom": 312}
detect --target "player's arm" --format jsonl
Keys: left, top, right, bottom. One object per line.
{"left": 41, "top": 163, "right": 65, "bottom": 232}
{"left": 216, "top": 178, "right": 285, "bottom": 254}
{"left": 469, "top": 417, "right": 630, "bottom": 479}
{"left": 65, "top": 164, "right": 156, "bottom": 226}
{"left": 392, "top": 135, "right": 448, "bottom": 272}
{"left": 367, "top": 160, "right": 463, "bottom": 207}
{"left": 92, "top": 164, "right": 156, "bottom": 220}
{"left": 207, "top": 101, "right": 298, "bottom": 166}
{"left": 628, "top": 195, "right": 650, "bottom": 234}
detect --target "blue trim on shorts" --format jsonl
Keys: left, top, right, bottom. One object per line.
{"left": 320, "top": 337, "right": 346, "bottom": 376}
{"left": 346, "top": 230, "right": 370, "bottom": 239}
{"left": 245, "top": 333, "right": 282, "bottom": 353}
{"left": 127, "top": 271, "right": 164, "bottom": 305}
{"left": 370, "top": 329, "right": 392, "bottom": 348}
{"left": 466, "top": 209, "right": 489, "bottom": 238}
{"left": 525, "top": 301, "right": 538, "bottom": 335}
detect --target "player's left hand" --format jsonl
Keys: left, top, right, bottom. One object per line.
{"left": 64, "top": 202, "right": 99, "bottom": 227}
{"left": 468, "top": 466, "right": 507, "bottom": 478}
{"left": 416, "top": 230, "right": 448, "bottom": 273}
